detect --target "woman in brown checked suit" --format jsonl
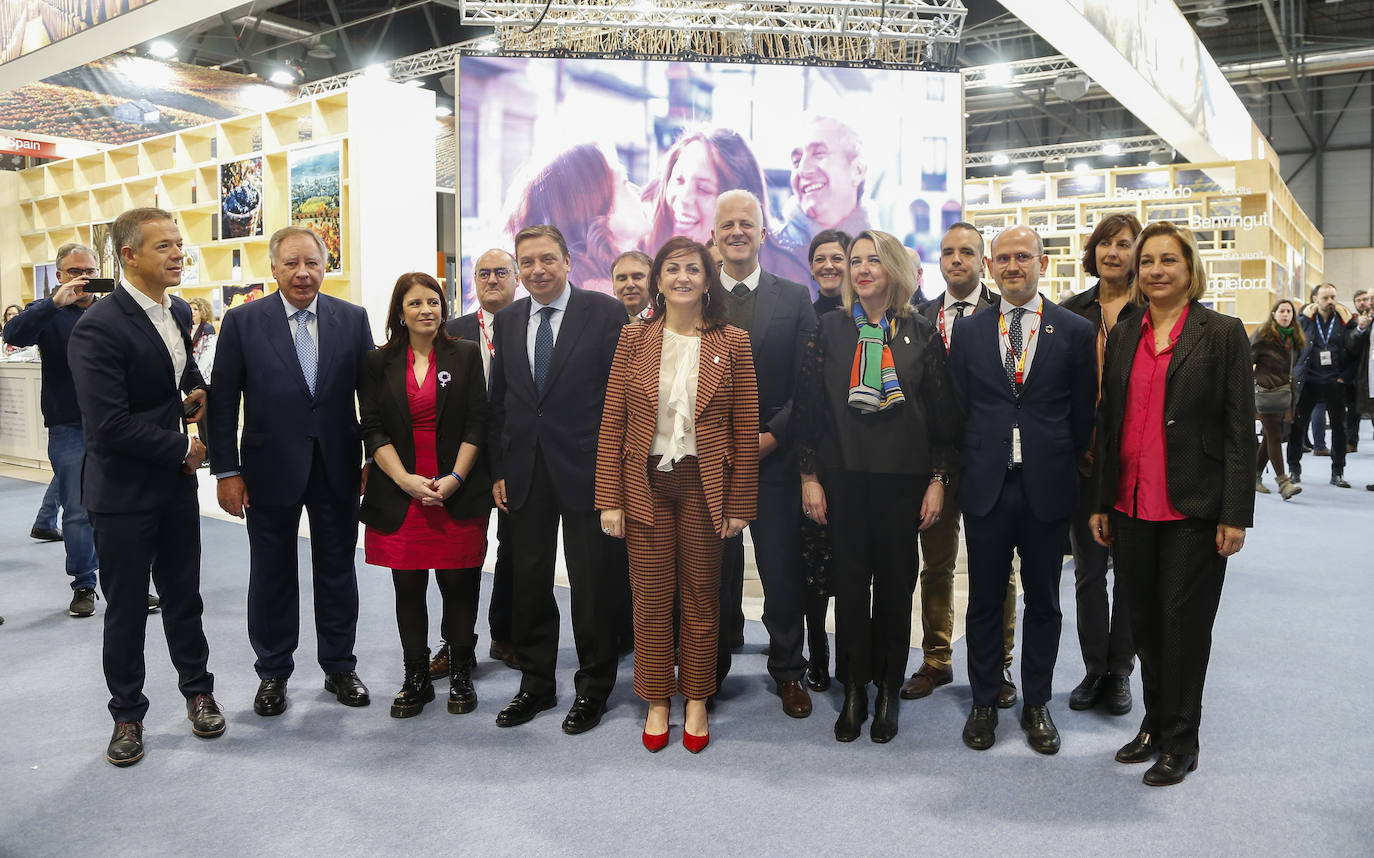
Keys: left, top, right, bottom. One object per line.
{"left": 596, "top": 235, "right": 758, "bottom": 754}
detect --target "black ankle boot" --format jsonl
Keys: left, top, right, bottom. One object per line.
{"left": 805, "top": 596, "right": 831, "bottom": 692}
{"left": 834, "top": 682, "right": 868, "bottom": 743}
{"left": 870, "top": 683, "right": 900, "bottom": 743}
{"left": 448, "top": 646, "right": 477, "bottom": 714}
{"left": 390, "top": 652, "right": 435, "bottom": 718}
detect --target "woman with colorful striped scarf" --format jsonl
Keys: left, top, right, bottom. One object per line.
{"left": 794, "top": 228, "right": 961, "bottom": 744}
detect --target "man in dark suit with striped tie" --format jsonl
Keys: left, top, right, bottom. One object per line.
{"left": 946, "top": 225, "right": 1096, "bottom": 755}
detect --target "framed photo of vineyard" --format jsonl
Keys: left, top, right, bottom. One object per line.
{"left": 289, "top": 142, "right": 342, "bottom": 273}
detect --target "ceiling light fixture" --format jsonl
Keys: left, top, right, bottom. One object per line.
{"left": 991, "top": 153, "right": 1010, "bottom": 166}
{"left": 435, "top": 105, "right": 453, "bottom": 117}
{"left": 364, "top": 64, "right": 390, "bottom": 80}
{"left": 1073, "top": 162, "right": 1091, "bottom": 174}
{"left": 474, "top": 37, "right": 501, "bottom": 53}
{"left": 148, "top": 40, "right": 177, "bottom": 59}
{"left": 987, "top": 63, "right": 1014, "bottom": 87}
{"left": 1103, "top": 142, "right": 1122, "bottom": 156}
{"left": 269, "top": 69, "right": 295, "bottom": 85}
{"left": 1196, "top": 6, "right": 1229, "bottom": 27}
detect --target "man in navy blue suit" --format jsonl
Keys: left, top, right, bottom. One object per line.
{"left": 946, "top": 225, "right": 1096, "bottom": 755}
{"left": 68, "top": 207, "right": 224, "bottom": 766}
{"left": 488, "top": 224, "right": 627, "bottom": 734}
{"left": 207, "top": 226, "right": 375, "bottom": 718}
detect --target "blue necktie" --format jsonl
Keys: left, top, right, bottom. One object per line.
{"left": 293, "top": 309, "right": 316, "bottom": 396}
{"left": 533, "top": 306, "right": 554, "bottom": 393}
{"left": 1004, "top": 307, "right": 1025, "bottom": 393}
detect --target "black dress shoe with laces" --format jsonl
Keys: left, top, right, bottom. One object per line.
{"left": 324, "top": 670, "right": 371, "bottom": 707}
{"left": 1068, "top": 673, "right": 1104, "bottom": 710}
{"left": 1104, "top": 674, "right": 1132, "bottom": 715}
{"left": 187, "top": 693, "right": 226, "bottom": 737}
{"left": 30, "top": 526, "right": 62, "bottom": 542}
{"left": 962, "top": 704, "right": 998, "bottom": 750}
{"left": 254, "top": 677, "right": 289, "bottom": 716}
{"left": 1020, "top": 704, "right": 1061, "bottom": 755}
{"left": 496, "top": 691, "right": 557, "bottom": 727}
{"left": 1144, "top": 752, "right": 1198, "bottom": 786}
{"left": 561, "top": 696, "right": 607, "bottom": 735}
{"left": 106, "top": 721, "right": 144, "bottom": 767}
{"left": 1115, "top": 729, "right": 1156, "bottom": 764}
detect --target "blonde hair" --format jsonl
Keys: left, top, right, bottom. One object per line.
{"left": 1129, "top": 221, "right": 1207, "bottom": 304}
{"left": 842, "top": 229, "right": 914, "bottom": 319}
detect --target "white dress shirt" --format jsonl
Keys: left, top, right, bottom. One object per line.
{"left": 941, "top": 289, "right": 980, "bottom": 348}
{"left": 997, "top": 293, "right": 1044, "bottom": 383}
{"left": 476, "top": 306, "right": 496, "bottom": 384}
{"left": 649, "top": 329, "right": 700, "bottom": 470}
{"left": 526, "top": 283, "right": 571, "bottom": 377}
{"left": 283, "top": 293, "right": 320, "bottom": 365}
{"left": 720, "top": 265, "right": 762, "bottom": 294}
{"left": 121, "top": 279, "right": 187, "bottom": 384}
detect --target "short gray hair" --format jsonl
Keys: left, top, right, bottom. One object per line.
{"left": 55, "top": 242, "right": 98, "bottom": 267}
{"left": 714, "top": 188, "right": 764, "bottom": 226}
{"left": 269, "top": 226, "right": 328, "bottom": 264}
{"left": 112, "top": 207, "right": 174, "bottom": 258}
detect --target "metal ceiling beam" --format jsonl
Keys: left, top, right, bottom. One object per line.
{"left": 1256, "top": 0, "right": 1320, "bottom": 145}
{"left": 964, "top": 135, "right": 1168, "bottom": 166}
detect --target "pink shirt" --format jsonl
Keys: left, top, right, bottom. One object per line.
{"left": 1115, "top": 305, "right": 1189, "bottom": 521}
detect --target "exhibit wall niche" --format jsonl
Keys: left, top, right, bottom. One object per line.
{"left": 457, "top": 55, "right": 964, "bottom": 312}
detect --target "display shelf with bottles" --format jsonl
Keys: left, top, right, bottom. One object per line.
{"left": 963, "top": 159, "right": 1323, "bottom": 327}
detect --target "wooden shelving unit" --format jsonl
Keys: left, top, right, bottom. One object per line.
{"left": 964, "top": 160, "right": 1323, "bottom": 326}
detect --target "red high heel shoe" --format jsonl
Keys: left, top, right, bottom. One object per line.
{"left": 642, "top": 728, "right": 670, "bottom": 752}
{"left": 683, "top": 728, "right": 709, "bottom": 753}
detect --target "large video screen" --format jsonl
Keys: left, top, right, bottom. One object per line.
{"left": 457, "top": 56, "right": 964, "bottom": 311}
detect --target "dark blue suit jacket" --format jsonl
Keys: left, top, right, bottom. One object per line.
{"left": 749, "top": 271, "right": 816, "bottom": 484}
{"left": 947, "top": 296, "right": 1097, "bottom": 520}
{"left": 206, "top": 290, "right": 374, "bottom": 506}
{"left": 488, "top": 285, "right": 625, "bottom": 512}
{"left": 67, "top": 285, "right": 205, "bottom": 514}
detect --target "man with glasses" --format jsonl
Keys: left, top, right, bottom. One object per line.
{"left": 3, "top": 244, "right": 159, "bottom": 618}
{"left": 435, "top": 249, "right": 520, "bottom": 674}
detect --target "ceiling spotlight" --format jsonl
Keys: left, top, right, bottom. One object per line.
{"left": 1073, "top": 162, "right": 1091, "bottom": 174}
{"left": 1146, "top": 160, "right": 1161, "bottom": 168}
{"left": 991, "top": 153, "right": 1010, "bottom": 166}
{"left": 1103, "top": 142, "right": 1122, "bottom": 156}
{"left": 1012, "top": 168, "right": 1028, "bottom": 179}
{"left": 435, "top": 105, "right": 453, "bottom": 117}
{"left": 364, "top": 64, "right": 390, "bottom": 80}
{"left": 986, "top": 64, "right": 1014, "bottom": 87}
{"left": 474, "top": 37, "right": 500, "bottom": 53}
{"left": 269, "top": 69, "right": 295, "bottom": 85}
{"left": 1196, "top": 6, "right": 1229, "bottom": 27}
{"left": 307, "top": 40, "right": 336, "bottom": 60}
{"left": 148, "top": 40, "right": 177, "bottom": 59}
{"left": 1043, "top": 156, "right": 1067, "bottom": 172}
{"left": 404, "top": 79, "right": 424, "bottom": 88}
{"left": 1052, "top": 72, "right": 1089, "bottom": 103}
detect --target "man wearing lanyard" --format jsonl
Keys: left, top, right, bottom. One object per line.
{"left": 905, "top": 222, "right": 1022, "bottom": 707}
{"left": 1291, "top": 283, "right": 1359, "bottom": 487}
{"left": 441, "top": 249, "right": 520, "bottom": 672}
{"left": 946, "top": 225, "right": 1097, "bottom": 755}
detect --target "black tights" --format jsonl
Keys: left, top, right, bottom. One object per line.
{"left": 392, "top": 568, "right": 480, "bottom": 657}
{"left": 1257, "top": 414, "right": 1287, "bottom": 479}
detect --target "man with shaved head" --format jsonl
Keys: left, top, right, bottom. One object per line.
{"left": 946, "top": 224, "right": 1097, "bottom": 756}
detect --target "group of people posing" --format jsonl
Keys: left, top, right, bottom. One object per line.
{"left": 7, "top": 194, "right": 1258, "bottom": 790}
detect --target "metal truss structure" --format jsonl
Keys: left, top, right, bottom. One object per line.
{"left": 963, "top": 55, "right": 1076, "bottom": 90}
{"left": 964, "top": 135, "right": 1169, "bottom": 167}
{"left": 296, "top": 41, "right": 465, "bottom": 96}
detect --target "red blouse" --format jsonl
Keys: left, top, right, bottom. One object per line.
{"left": 1114, "top": 305, "right": 1189, "bottom": 521}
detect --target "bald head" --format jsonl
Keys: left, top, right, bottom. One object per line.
{"left": 988, "top": 225, "right": 1047, "bottom": 307}
{"left": 473, "top": 247, "right": 518, "bottom": 314}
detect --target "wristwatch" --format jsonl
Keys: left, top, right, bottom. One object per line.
{"left": 930, "top": 472, "right": 950, "bottom": 486}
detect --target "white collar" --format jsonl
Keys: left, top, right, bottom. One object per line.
{"left": 283, "top": 293, "right": 319, "bottom": 318}
{"left": 721, "top": 265, "right": 762, "bottom": 293}
{"left": 529, "top": 283, "right": 571, "bottom": 316}
{"left": 120, "top": 278, "right": 171, "bottom": 312}
{"left": 999, "top": 293, "right": 1043, "bottom": 315}
{"left": 943, "top": 288, "right": 980, "bottom": 311}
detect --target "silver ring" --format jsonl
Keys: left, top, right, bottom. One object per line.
{"left": 601, "top": 527, "right": 611, "bottom": 534}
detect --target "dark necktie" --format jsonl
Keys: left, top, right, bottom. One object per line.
{"left": 1004, "top": 307, "right": 1026, "bottom": 393}
{"left": 732, "top": 282, "right": 749, "bottom": 298}
{"left": 953, "top": 301, "right": 969, "bottom": 318}
{"left": 533, "top": 306, "right": 554, "bottom": 393}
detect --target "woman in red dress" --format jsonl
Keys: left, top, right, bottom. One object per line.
{"left": 360, "top": 272, "right": 493, "bottom": 718}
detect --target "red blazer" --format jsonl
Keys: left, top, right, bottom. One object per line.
{"left": 595, "top": 318, "right": 758, "bottom": 529}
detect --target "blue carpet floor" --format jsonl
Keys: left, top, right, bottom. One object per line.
{"left": 0, "top": 452, "right": 1371, "bottom": 856}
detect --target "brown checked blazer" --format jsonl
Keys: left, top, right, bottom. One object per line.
{"left": 595, "top": 318, "right": 759, "bottom": 529}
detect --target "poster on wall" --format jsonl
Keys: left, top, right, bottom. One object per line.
{"left": 223, "top": 283, "right": 267, "bottom": 311}
{"left": 220, "top": 157, "right": 263, "bottom": 239}
{"left": 90, "top": 221, "right": 121, "bottom": 281}
{"left": 180, "top": 245, "right": 201, "bottom": 286}
{"left": 33, "top": 262, "right": 57, "bottom": 299}
{"left": 289, "top": 143, "right": 342, "bottom": 272}
{"left": 457, "top": 56, "right": 964, "bottom": 309}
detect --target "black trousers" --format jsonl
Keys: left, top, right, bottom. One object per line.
{"left": 826, "top": 470, "right": 920, "bottom": 688}
{"left": 718, "top": 478, "right": 806, "bottom": 688}
{"left": 1068, "top": 474, "right": 1134, "bottom": 676}
{"left": 1288, "top": 380, "right": 1347, "bottom": 471}
{"left": 719, "top": 534, "right": 746, "bottom": 650}
{"left": 486, "top": 509, "right": 514, "bottom": 642}
{"left": 1110, "top": 513, "right": 1226, "bottom": 755}
{"left": 92, "top": 477, "right": 212, "bottom": 723}
{"left": 508, "top": 447, "right": 618, "bottom": 702}
{"left": 1344, "top": 385, "right": 1365, "bottom": 447}
{"left": 245, "top": 445, "right": 360, "bottom": 679}
{"left": 964, "top": 470, "right": 1067, "bottom": 708}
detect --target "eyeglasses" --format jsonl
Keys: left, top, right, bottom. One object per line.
{"left": 477, "top": 267, "right": 511, "bottom": 280}
{"left": 992, "top": 252, "right": 1037, "bottom": 266}
{"left": 63, "top": 267, "right": 99, "bottom": 277}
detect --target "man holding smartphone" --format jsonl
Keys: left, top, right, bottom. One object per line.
{"left": 2, "top": 244, "right": 157, "bottom": 619}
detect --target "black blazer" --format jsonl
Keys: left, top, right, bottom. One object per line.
{"left": 750, "top": 270, "right": 817, "bottom": 484}
{"left": 914, "top": 283, "right": 1000, "bottom": 333}
{"left": 1092, "top": 301, "right": 1256, "bottom": 529}
{"left": 446, "top": 311, "right": 480, "bottom": 343}
{"left": 67, "top": 284, "right": 205, "bottom": 514}
{"left": 488, "top": 285, "right": 626, "bottom": 512}
{"left": 359, "top": 337, "right": 492, "bottom": 531}
{"left": 796, "top": 308, "right": 959, "bottom": 478}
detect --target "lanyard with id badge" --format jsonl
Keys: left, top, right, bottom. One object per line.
{"left": 1000, "top": 309, "right": 1040, "bottom": 464}
{"left": 1315, "top": 314, "right": 1337, "bottom": 367}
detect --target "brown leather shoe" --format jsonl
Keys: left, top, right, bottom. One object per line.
{"left": 428, "top": 643, "right": 451, "bottom": 680}
{"left": 997, "top": 667, "right": 1017, "bottom": 709}
{"left": 778, "top": 680, "right": 813, "bottom": 718}
{"left": 489, "top": 639, "right": 520, "bottom": 669}
{"left": 900, "top": 663, "right": 954, "bottom": 700}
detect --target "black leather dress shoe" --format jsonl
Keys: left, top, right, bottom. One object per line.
{"left": 187, "top": 693, "right": 226, "bottom": 737}
{"left": 561, "top": 696, "right": 607, "bottom": 735}
{"left": 1020, "top": 705, "right": 1061, "bottom": 755}
{"left": 106, "top": 721, "right": 144, "bottom": 767}
{"left": 870, "top": 684, "right": 900, "bottom": 744}
{"left": 997, "top": 668, "right": 1017, "bottom": 709}
{"left": 1104, "top": 674, "right": 1132, "bottom": 715}
{"left": 495, "top": 691, "right": 557, "bottom": 728}
{"left": 962, "top": 704, "right": 998, "bottom": 750}
{"left": 253, "top": 677, "right": 288, "bottom": 717}
{"left": 834, "top": 683, "right": 868, "bottom": 743}
{"left": 1143, "top": 752, "right": 1198, "bottom": 786}
{"left": 1115, "top": 730, "right": 1156, "bottom": 764}
{"left": 30, "top": 526, "right": 62, "bottom": 542}
{"left": 324, "top": 670, "right": 371, "bottom": 707}
{"left": 1068, "top": 673, "right": 1104, "bottom": 710}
